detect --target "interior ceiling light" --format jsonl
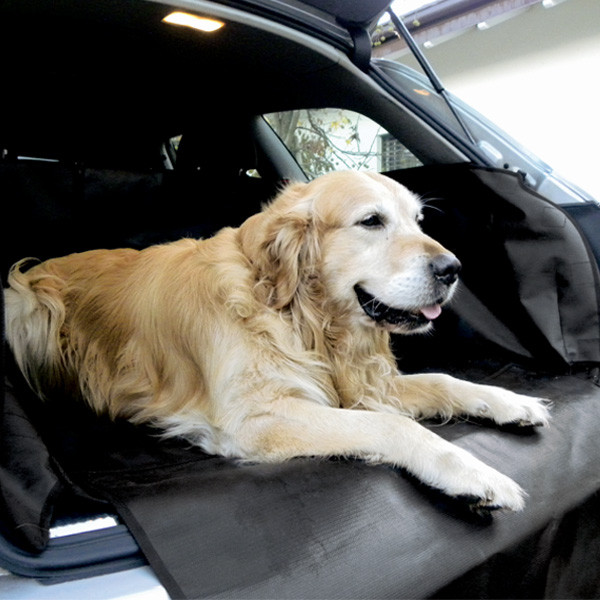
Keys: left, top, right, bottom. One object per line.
{"left": 162, "top": 11, "right": 224, "bottom": 32}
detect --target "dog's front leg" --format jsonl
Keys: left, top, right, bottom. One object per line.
{"left": 393, "top": 373, "right": 551, "bottom": 427}
{"left": 233, "top": 398, "right": 526, "bottom": 511}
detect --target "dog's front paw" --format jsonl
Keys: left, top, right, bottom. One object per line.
{"left": 466, "top": 385, "right": 551, "bottom": 428}
{"left": 431, "top": 446, "right": 526, "bottom": 512}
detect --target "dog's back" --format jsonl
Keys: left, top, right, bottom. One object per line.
{"left": 3, "top": 236, "right": 250, "bottom": 422}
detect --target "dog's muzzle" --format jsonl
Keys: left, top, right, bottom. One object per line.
{"left": 354, "top": 285, "right": 441, "bottom": 329}
{"left": 354, "top": 253, "right": 461, "bottom": 331}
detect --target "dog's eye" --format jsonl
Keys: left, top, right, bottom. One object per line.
{"left": 359, "top": 214, "right": 384, "bottom": 228}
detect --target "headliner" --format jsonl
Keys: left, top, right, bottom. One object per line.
{"left": 0, "top": 0, "right": 360, "bottom": 157}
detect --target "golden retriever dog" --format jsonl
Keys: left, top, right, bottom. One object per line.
{"left": 4, "top": 170, "right": 549, "bottom": 511}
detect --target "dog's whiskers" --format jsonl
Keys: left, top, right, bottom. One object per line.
{"left": 419, "top": 195, "right": 445, "bottom": 216}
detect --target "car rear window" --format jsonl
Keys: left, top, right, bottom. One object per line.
{"left": 264, "top": 108, "right": 422, "bottom": 179}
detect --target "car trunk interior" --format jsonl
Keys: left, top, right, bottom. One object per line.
{"left": 3, "top": 130, "right": 600, "bottom": 591}
{"left": 2, "top": 0, "right": 600, "bottom": 597}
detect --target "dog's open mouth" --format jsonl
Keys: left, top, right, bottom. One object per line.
{"left": 354, "top": 285, "right": 442, "bottom": 329}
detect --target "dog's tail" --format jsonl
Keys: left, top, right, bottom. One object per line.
{"left": 4, "top": 259, "right": 67, "bottom": 397}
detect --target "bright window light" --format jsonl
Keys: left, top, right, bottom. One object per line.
{"left": 162, "top": 12, "right": 224, "bottom": 32}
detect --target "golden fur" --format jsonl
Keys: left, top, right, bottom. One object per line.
{"left": 4, "top": 170, "right": 549, "bottom": 511}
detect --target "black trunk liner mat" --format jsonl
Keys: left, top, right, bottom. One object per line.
{"left": 51, "top": 366, "right": 600, "bottom": 599}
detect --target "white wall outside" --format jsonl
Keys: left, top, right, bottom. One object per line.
{"left": 396, "top": 0, "right": 600, "bottom": 200}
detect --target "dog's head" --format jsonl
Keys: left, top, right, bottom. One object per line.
{"left": 239, "top": 171, "right": 460, "bottom": 335}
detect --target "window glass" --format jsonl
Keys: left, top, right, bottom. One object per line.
{"left": 264, "top": 108, "right": 421, "bottom": 179}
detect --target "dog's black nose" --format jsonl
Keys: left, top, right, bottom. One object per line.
{"left": 431, "top": 253, "right": 461, "bottom": 285}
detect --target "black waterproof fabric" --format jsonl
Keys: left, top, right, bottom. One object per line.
{"left": 0, "top": 376, "right": 63, "bottom": 552}
{"left": 31, "top": 365, "right": 600, "bottom": 599}
{"left": 0, "top": 162, "right": 277, "bottom": 277}
{"left": 0, "top": 275, "right": 63, "bottom": 553}
{"left": 432, "top": 490, "right": 600, "bottom": 599}
{"left": 3, "top": 359, "right": 600, "bottom": 597}
{"left": 392, "top": 164, "right": 600, "bottom": 366}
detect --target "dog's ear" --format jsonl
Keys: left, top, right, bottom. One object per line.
{"left": 240, "top": 182, "right": 319, "bottom": 309}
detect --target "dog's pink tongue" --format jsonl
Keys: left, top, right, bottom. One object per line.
{"left": 420, "top": 304, "right": 442, "bottom": 320}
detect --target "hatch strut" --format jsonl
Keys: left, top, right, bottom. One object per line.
{"left": 387, "top": 9, "right": 477, "bottom": 145}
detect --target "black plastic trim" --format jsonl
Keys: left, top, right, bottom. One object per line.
{"left": 0, "top": 524, "right": 145, "bottom": 583}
